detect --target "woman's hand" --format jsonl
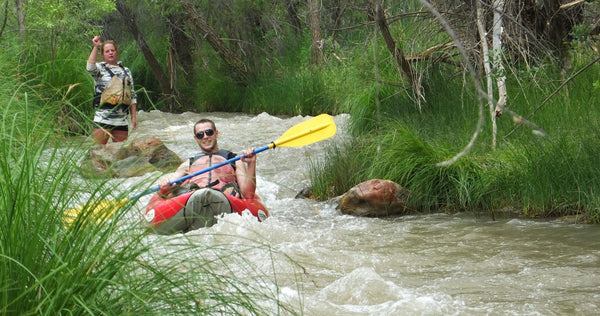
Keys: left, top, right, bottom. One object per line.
{"left": 92, "top": 35, "right": 101, "bottom": 47}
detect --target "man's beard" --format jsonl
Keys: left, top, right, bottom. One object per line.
{"left": 201, "top": 140, "right": 217, "bottom": 153}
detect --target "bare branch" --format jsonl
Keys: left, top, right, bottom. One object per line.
{"left": 418, "top": 0, "right": 488, "bottom": 167}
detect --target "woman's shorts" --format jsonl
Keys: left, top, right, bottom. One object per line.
{"left": 95, "top": 122, "right": 128, "bottom": 132}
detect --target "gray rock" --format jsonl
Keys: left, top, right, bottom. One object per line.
{"left": 81, "top": 137, "right": 182, "bottom": 178}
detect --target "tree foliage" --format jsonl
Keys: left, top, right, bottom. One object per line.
{"left": 21, "top": 0, "right": 114, "bottom": 44}
{"left": 0, "top": 0, "right": 595, "bottom": 113}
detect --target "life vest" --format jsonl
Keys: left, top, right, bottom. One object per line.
{"left": 187, "top": 150, "right": 237, "bottom": 191}
{"left": 93, "top": 62, "right": 133, "bottom": 108}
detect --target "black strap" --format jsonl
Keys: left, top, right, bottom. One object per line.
{"left": 95, "top": 63, "right": 127, "bottom": 108}
{"left": 189, "top": 150, "right": 237, "bottom": 170}
{"left": 103, "top": 62, "right": 127, "bottom": 78}
{"left": 104, "top": 65, "right": 116, "bottom": 77}
{"left": 207, "top": 154, "right": 212, "bottom": 187}
{"left": 206, "top": 180, "right": 220, "bottom": 188}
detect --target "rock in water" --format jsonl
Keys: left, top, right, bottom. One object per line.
{"left": 337, "top": 179, "right": 409, "bottom": 217}
{"left": 82, "top": 137, "right": 182, "bottom": 178}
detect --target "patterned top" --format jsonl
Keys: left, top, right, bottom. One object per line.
{"left": 87, "top": 61, "right": 137, "bottom": 127}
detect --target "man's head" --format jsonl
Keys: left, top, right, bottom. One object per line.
{"left": 193, "top": 119, "right": 219, "bottom": 153}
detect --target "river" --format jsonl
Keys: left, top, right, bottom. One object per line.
{"left": 114, "top": 111, "right": 599, "bottom": 315}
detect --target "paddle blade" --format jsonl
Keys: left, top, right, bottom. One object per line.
{"left": 63, "top": 199, "right": 127, "bottom": 227}
{"left": 274, "top": 114, "right": 337, "bottom": 148}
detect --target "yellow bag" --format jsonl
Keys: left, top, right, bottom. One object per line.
{"left": 100, "top": 76, "right": 132, "bottom": 105}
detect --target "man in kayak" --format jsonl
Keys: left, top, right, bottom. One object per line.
{"left": 151, "top": 119, "right": 257, "bottom": 234}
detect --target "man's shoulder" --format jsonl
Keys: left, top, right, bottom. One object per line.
{"left": 218, "top": 149, "right": 237, "bottom": 159}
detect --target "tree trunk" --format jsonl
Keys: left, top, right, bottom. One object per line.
{"left": 167, "top": 14, "right": 194, "bottom": 84}
{"left": 330, "top": 0, "right": 342, "bottom": 47}
{"left": 0, "top": 0, "right": 8, "bottom": 38}
{"left": 115, "top": 1, "right": 173, "bottom": 102}
{"left": 180, "top": 0, "right": 249, "bottom": 84}
{"left": 282, "top": 0, "right": 302, "bottom": 35}
{"left": 476, "top": 0, "right": 497, "bottom": 148}
{"left": 374, "top": 1, "right": 423, "bottom": 108}
{"left": 15, "top": 0, "right": 25, "bottom": 41}
{"left": 308, "top": 0, "right": 323, "bottom": 66}
{"left": 492, "top": 0, "right": 507, "bottom": 118}
{"left": 545, "top": 0, "right": 578, "bottom": 68}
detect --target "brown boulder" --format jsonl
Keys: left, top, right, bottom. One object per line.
{"left": 337, "top": 179, "right": 409, "bottom": 217}
{"left": 82, "top": 137, "right": 182, "bottom": 178}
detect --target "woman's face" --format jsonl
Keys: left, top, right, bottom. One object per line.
{"left": 102, "top": 43, "right": 118, "bottom": 65}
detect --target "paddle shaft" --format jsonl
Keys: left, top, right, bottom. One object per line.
{"left": 64, "top": 114, "right": 336, "bottom": 225}
{"left": 131, "top": 113, "right": 336, "bottom": 199}
{"left": 131, "top": 144, "right": 273, "bottom": 199}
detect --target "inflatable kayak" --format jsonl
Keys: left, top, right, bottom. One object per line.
{"left": 143, "top": 189, "right": 268, "bottom": 233}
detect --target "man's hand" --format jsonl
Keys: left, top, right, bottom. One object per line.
{"left": 158, "top": 177, "right": 175, "bottom": 194}
{"left": 241, "top": 148, "right": 256, "bottom": 163}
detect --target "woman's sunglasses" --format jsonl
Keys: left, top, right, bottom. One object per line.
{"left": 195, "top": 129, "right": 215, "bottom": 139}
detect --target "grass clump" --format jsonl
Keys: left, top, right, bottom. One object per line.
{"left": 0, "top": 83, "right": 296, "bottom": 315}
{"left": 309, "top": 50, "right": 600, "bottom": 223}
{"left": 492, "top": 130, "right": 600, "bottom": 220}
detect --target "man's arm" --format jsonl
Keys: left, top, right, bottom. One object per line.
{"left": 158, "top": 160, "right": 189, "bottom": 193}
{"left": 235, "top": 149, "right": 256, "bottom": 199}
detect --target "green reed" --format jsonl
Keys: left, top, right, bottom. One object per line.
{"left": 0, "top": 52, "right": 300, "bottom": 314}
{"left": 309, "top": 50, "right": 600, "bottom": 223}
{"left": 0, "top": 100, "right": 298, "bottom": 314}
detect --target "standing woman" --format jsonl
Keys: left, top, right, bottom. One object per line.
{"left": 87, "top": 35, "right": 138, "bottom": 145}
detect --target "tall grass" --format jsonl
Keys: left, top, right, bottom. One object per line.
{"left": 492, "top": 130, "right": 600, "bottom": 220}
{"left": 245, "top": 67, "right": 334, "bottom": 115}
{"left": 309, "top": 139, "right": 372, "bottom": 200}
{"left": 191, "top": 49, "right": 345, "bottom": 116}
{"left": 0, "top": 51, "right": 299, "bottom": 314}
{"left": 308, "top": 48, "right": 600, "bottom": 223}
{"left": 310, "top": 122, "right": 488, "bottom": 212}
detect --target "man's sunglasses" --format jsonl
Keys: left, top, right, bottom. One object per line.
{"left": 195, "top": 129, "right": 215, "bottom": 139}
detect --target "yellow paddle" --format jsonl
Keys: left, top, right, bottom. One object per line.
{"left": 63, "top": 114, "right": 337, "bottom": 226}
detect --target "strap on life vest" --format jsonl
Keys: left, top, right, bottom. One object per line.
{"left": 186, "top": 150, "right": 238, "bottom": 194}
{"left": 189, "top": 150, "right": 237, "bottom": 170}
{"left": 93, "top": 62, "right": 128, "bottom": 108}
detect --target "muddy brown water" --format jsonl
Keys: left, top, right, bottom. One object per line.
{"left": 96, "top": 111, "right": 600, "bottom": 315}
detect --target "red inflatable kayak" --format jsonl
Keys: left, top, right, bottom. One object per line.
{"left": 143, "top": 190, "right": 269, "bottom": 228}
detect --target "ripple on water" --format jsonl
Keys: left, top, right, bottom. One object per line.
{"left": 95, "top": 111, "right": 600, "bottom": 315}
